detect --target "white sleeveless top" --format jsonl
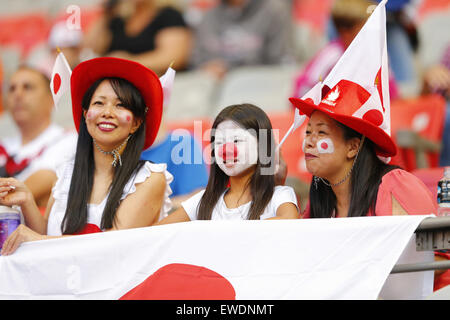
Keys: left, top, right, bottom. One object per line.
{"left": 47, "top": 160, "right": 173, "bottom": 236}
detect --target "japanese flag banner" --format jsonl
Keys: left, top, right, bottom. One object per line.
{"left": 0, "top": 216, "right": 433, "bottom": 300}
{"left": 49, "top": 50, "right": 72, "bottom": 110}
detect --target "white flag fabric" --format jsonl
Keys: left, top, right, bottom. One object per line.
{"left": 278, "top": 82, "right": 322, "bottom": 148}
{"left": 49, "top": 51, "right": 72, "bottom": 110}
{"left": 159, "top": 66, "right": 176, "bottom": 107}
{"left": 284, "top": 0, "right": 392, "bottom": 163}
{"left": 323, "top": 0, "right": 391, "bottom": 144}
{"left": 0, "top": 216, "right": 433, "bottom": 300}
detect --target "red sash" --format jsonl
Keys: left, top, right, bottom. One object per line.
{"left": 0, "top": 144, "right": 46, "bottom": 177}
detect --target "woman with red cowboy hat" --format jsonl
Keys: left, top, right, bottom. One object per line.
{"left": 0, "top": 57, "right": 173, "bottom": 255}
{"left": 290, "top": 79, "right": 437, "bottom": 218}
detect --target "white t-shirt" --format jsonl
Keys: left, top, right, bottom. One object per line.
{"left": 0, "top": 124, "right": 77, "bottom": 181}
{"left": 182, "top": 185, "right": 298, "bottom": 221}
{"left": 46, "top": 160, "right": 173, "bottom": 236}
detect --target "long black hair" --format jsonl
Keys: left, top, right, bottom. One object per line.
{"left": 61, "top": 77, "right": 147, "bottom": 234}
{"left": 309, "top": 123, "right": 399, "bottom": 218}
{"left": 197, "top": 104, "right": 276, "bottom": 220}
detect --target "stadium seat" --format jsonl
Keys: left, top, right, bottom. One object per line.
{"left": 268, "top": 111, "right": 311, "bottom": 181}
{"left": 165, "top": 117, "right": 213, "bottom": 165}
{"left": 0, "top": 13, "right": 51, "bottom": 57}
{"left": 292, "top": 0, "right": 333, "bottom": 34}
{"left": 213, "top": 65, "right": 298, "bottom": 117}
{"left": 0, "top": 60, "right": 3, "bottom": 115}
{"left": 268, "top": 111, "right": 311, "bottom": 212}
{"left": 411, "top": 166, "right": 444, "bottom": 195}
{"left": 165, "top": 70, "right": 219, "bottom": 121}
{"left": 389, "top": 94, "right": 446, "bottom": 171}
{"left": 0, "top": 45, "right": 22, "bottom": 80}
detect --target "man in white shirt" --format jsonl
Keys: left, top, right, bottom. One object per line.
{"left": 0, "top": 66, "right": 77, "bottom": 208}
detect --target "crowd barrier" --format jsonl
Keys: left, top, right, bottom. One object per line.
{"left": 392, "top": 215, "right": 450, "bottom": 274}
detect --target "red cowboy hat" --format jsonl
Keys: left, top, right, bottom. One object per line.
{"left": 289, "top": 79, "right": 397, "bottom": 157}
{"left": 71, "top": 57, "right": 163, "bottom": 150}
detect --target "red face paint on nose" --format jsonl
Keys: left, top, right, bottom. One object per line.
{"left": 219, "top": 142, "right": 238, "bottom": 161}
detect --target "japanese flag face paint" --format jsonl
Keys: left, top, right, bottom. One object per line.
{"left": 116, "top": 110, "right": 134, "bottom": 126}
{"left": 316, "top": 138, "right": 334, "bottom": 154}
{"left": 86, "top": 109, "right": 100, "bottom": 120}
{"left": 214, "top": 120, "right": 258, "bottom": 177}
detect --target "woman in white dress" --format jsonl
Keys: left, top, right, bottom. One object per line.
{"left": 0, "top": 57, "right": 173, "bottom": 254}
{"left": 157, "top": 103, "right": 299, "bottom": 224}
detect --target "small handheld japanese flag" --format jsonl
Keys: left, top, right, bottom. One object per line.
{"left": 159, "top": 63, "right": 176, "bottom": 107}
{"left": 50, "top": 50, "right": 72, "bottom": 110}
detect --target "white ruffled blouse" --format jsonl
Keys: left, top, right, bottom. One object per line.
{"left": 46, "top": 160, "right": 173, "bottom": 236}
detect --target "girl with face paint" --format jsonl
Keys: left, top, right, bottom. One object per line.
{"left": 156, "top": 104, "right": 299, "bottom": 224}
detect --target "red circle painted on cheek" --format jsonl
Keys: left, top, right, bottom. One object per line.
{"left": 126, "top": 115, "right": 131, "bottom": 122}
{"left": 320, "top": 142, "right": 328, "bottom": 150}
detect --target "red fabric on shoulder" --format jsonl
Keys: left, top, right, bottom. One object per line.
{"left": 375, "top": 169, "right": 438, "bottom": 215}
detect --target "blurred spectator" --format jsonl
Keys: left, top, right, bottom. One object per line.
{"left": 0, "top": 66, "right": 77, "bottom": 209}
{"left": 141, "top": 119, "right": 208, "bottom": 210}
{"left": 326, "top": 0, "right": 419, "bottom": 94}
{"left": 48, "top": 20, "right": 85, "bottom": 70}
{"left": 27, "top": 18, "right": 95, "bottom": 81}
{"left": 0, "top": 61, "right": 3, "bottom": 115}
{"left": 190, "top": 0, "right": 294, "bottom": 79}
{"left": 422, "top": 44, "right": 450, "bottom": 166}
{"left": 292, "top": 0, "right": 399, "bottom": 99}
{"left": 83, "top": 0, "right": 192, "bottom": 75}
{"left": 423, "top": 44, "right": 450, "bottom": 100}
{"left": 379, "top": 0, "right": 419, "bottom": 91}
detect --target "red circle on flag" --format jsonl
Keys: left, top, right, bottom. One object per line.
{"left": 53, "top": 73, "right": 62, "bottom": 95}
{"left": 120, "top": 263, "right": 236, "bottom": 300}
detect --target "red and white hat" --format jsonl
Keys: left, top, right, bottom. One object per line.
{"left": 288, "top": 0, "right": 396, "bottom": 158}
{"left": 71, "top": 57, "right": 163, "bottom": 150}
{"left": 290, "top": 79, "right": 396, "bottom": 157}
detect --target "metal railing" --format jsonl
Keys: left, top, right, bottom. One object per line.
{"left": 391, "top": 216, "right": 450, "bottom": 274}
